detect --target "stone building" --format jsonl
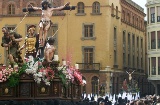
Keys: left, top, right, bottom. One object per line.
{"left": 146, "top": 0, "right": 160, "bottom": 95}
{"left": 0, "top": 0, "right": 154, "bottom": 96}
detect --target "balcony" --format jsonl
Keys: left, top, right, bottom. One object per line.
{"left": 77, "top": 63, "right": 100, "bottom": 72}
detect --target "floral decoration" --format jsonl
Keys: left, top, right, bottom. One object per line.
{"left": 0, "top": 55, "right": 84, "bottom": 87}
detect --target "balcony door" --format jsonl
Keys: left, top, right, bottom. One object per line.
{"left": 84, "top": 48, "right": 94, "bottom": 69}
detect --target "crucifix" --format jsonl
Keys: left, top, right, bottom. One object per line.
{"left": 126, "top": 70, "right": 135, "bottom": 81}
{"left": 22, "top": 0, "right": 75, "bottom": 58}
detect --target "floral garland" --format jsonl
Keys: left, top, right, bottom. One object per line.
{"left": 0, "top": 55, "right": 84, "bottom": 87}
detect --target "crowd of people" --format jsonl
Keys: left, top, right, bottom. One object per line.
{"left": 82, "top": 93, "right": 160, "bottom": 105}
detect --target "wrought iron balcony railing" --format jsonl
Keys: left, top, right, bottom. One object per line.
{"left": 77, "top": 63, "right": 100, "bottom": 71}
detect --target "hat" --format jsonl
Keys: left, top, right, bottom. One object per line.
{"left": 27, "top": 25, "right": 36, "bottom": 32}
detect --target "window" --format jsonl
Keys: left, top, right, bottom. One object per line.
{"left": 8, "top": 4, "right": 15, "bottom": 15}
{"left": 77, "top": 2, "right": 84, "bottom": 13}
{"left": 151, "top": 31, "right": 156, "bottom": 49}
{"left": 123, "top": 53, "right": 126, "bottom": 66}
{"left": 158, "top": 57, "right": 160, "bottom": 75}
{"left": 148, "top": 58, "right": 150, "bottom": 75}
{"left": 137, "top": 37, "right": 139, "bottom": 49}
{"left": 132, "top": 34, "right": 135, "bottom": 51}
{"left": 148, "top": 32, "right": 150, "bottom": 50}
{"left": 84, "top": 48, "right": 93, "bottom": 63}
{"left": 147, "top": 8, "right": 149, "bottom": 24}
{"left": 137, "top": 57, "right": 139, "bottom": 68}
{"left": 123, "top": 31, "right": 126, "bottom": 66}
{"left": 157, "top": 31, "right": 160, "bottom": 49}
{"left": 83, "top": 47, "right": 94, "bottom": 69}
{"left": 141, "top": 57, "right": 143, "bottom": 69}
{"left": 136, "top": 18, "right": 139, "bottom": 27}
{"left": 123, "top": 31, "right": 126, "bottom": 50}
{"left": 141, "top": 38, "right": 143, "bottom": 50}
{"left": 82, "top": 23, "right": 95, "bottom": 40}
{"left": 114, "top": 27, "right": 117, "bottom": 46}
{"left": 150, "top": 7, "right": 155, "bottom": 23}
{"left": 92, "top": 2, "right": 100, "bottom": 14}
{"left": 128, "top": 33, "right": 130, "bottom": 50}
{"left": 127, "top": 13, "right": 130, "bottom": 23}
{"left": 114, "top": 50, "right": 117, "bottom": 65}
{"left": 128, "top": 54, "right": 130, "bottom": 66}
{"left": 157, "top": 6, "right": 160, "bottom": 22}
{"left": 122, "top": 10, "right": 125, "bottom": 20}
{"left": 133, "top": 55, "right": 135, "bottom": 67}
{"left": 151, "top": 57, "right": 156, "bottom": 75}
{"left": 84, "top": 25, "right": 93, "bottom": 37}
{"left": 140, "top": 20, "right": 142, "bottom": 29}
{"left": 91, "top": 76, "right": 99, "bottom": 95}
{"left": 132, "top": 15, "right": 134, "bottom": 25}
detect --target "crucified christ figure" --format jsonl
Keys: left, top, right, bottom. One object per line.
{"left": 30, "top": 0, "right": 70, "bottom": 47}
{"left": 126, "top": 70, "right": 135, "bottom": 81}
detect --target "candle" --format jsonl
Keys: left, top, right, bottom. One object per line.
{"left": 62, "top": 61, "right": 66, "bottom": 65}
{"left": 75, "top": 64, "right": 79, "bottom": 69}
{"left": 54, "top": 55, "right": 59, "bottom": 61}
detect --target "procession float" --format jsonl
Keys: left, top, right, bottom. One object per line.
{"left": 0, "top": 0, "right": 83, "bottom": 101}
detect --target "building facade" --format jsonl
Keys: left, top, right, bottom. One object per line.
{"left": 146, "top": 0, "right": 160, "bottom": 95}
{"left": 0, "top": 0, "right": 154, "bottom": 96}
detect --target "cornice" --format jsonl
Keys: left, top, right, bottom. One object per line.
{"left": 146, "top": 0, "right": 160, "bottom": 6}
{"left": 125, "top": 0, "right": 144, "bottom": 12}
{"left": 147, "top": 24, "right": 160, "bottom": 30}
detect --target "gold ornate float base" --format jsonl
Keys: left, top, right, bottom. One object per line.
{"left": 0, "top": 73, "right": 81, "bottom": 100}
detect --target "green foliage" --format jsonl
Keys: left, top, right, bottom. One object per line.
{"left": 7, "top": 63, "right": 27, "bottom": 87}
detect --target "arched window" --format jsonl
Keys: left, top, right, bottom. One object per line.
{"left": 92, "top": 2, "right": 100, "bottom": 14}
{"left": 8, "top": 4, "right": 15, "bottom": 14}
{"left": 77, "top": 2, "right": 84, "bottom": 13}
{"left": 91, "top": 76, "right": 99, "bottom": 95}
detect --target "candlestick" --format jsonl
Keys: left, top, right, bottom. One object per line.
{"left": 75, "top": 64, "right": 79, "bottom": 69}
{"left": 62, "top": 60, "right": 66, "bottom": 65}
{"left": 54, "top": 55, "right": 59, "bottom": 61}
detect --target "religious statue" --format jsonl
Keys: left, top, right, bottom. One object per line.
{"left": 22, "top": 0, "right": 75, "bottom": 58}
{"left": 20, "top": 25, "right": 39, "bottom": 58}
{"left": 122, "top": 78, "right": 128, "bottom": 91}
{"left": 30, "top": 1, "right": 70, "bottom": 47}
{"left": 126, "top": 70, "right": 135, "bottom": 81}
{"left": 44, "top": 37, "right": 55, "bottom": 62}
{"left": 1, "top": 27, "right": 23, "bottom": 66}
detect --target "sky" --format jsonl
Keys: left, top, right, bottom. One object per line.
{"left": 132, "top": 0, "right": 147, "bottom": 19}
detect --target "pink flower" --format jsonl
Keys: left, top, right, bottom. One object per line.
{"left": 0, "top": 71, "right": 2, "bottom": 79}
